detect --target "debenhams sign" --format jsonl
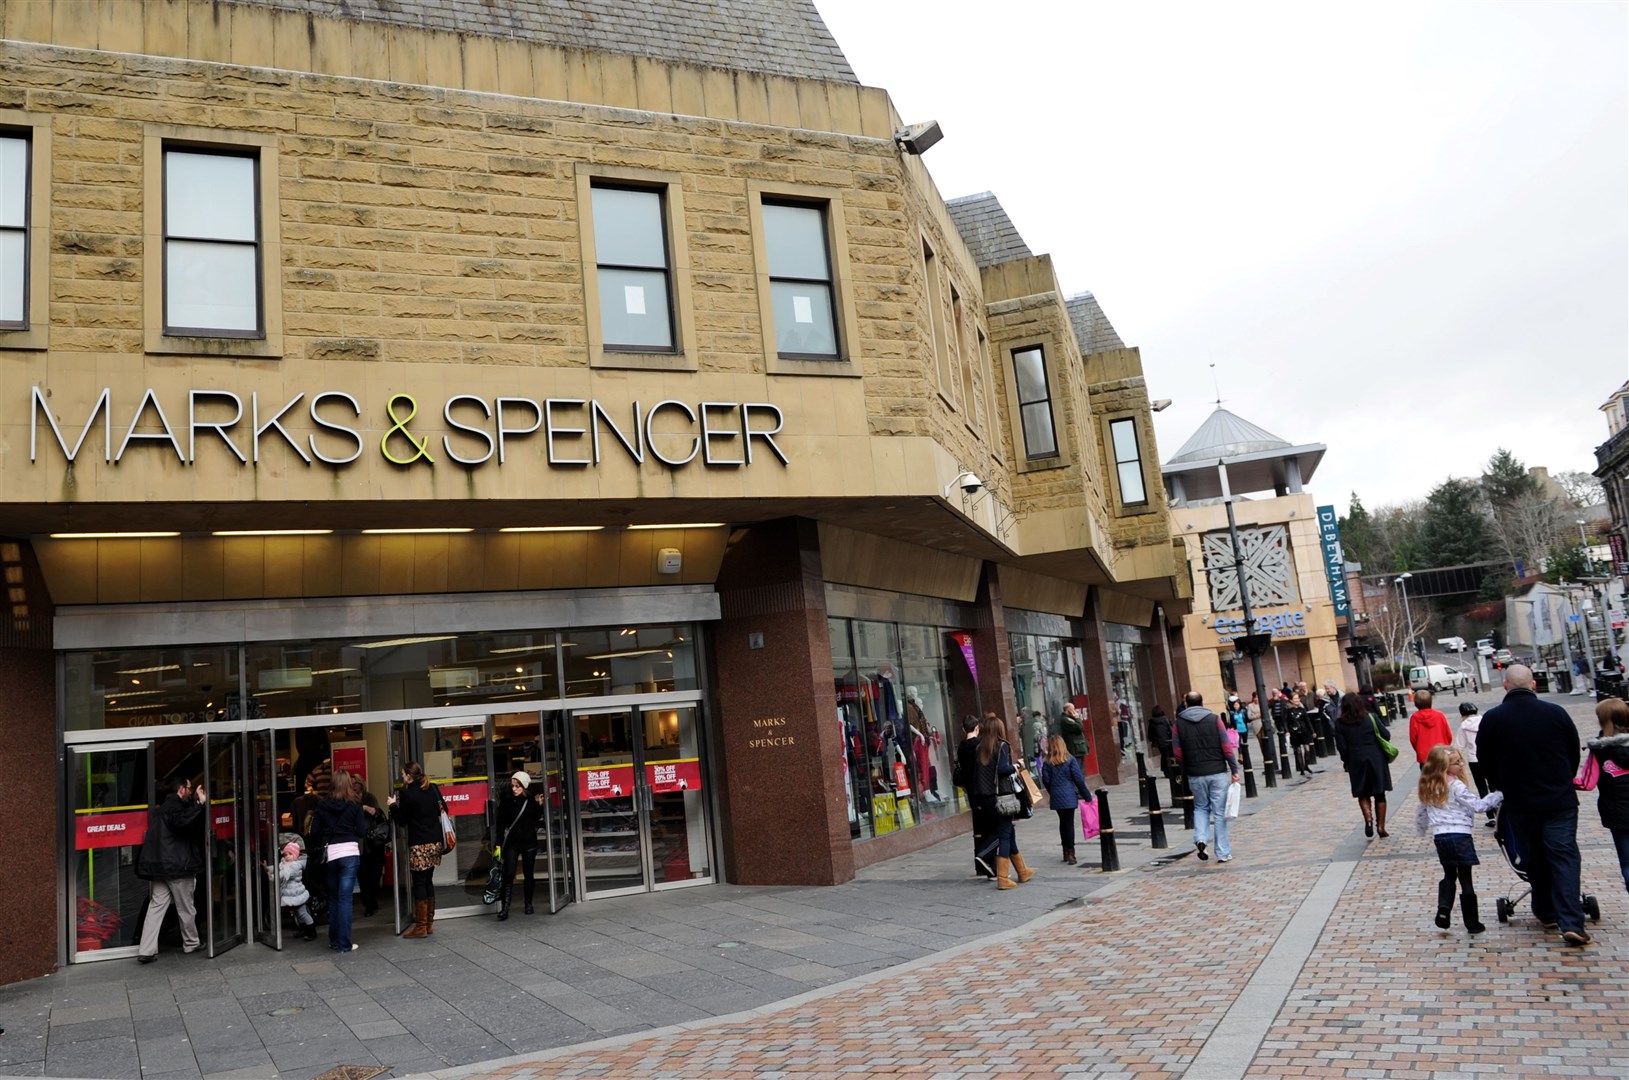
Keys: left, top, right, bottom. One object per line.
{"left": 28, "top": 387, "right": 789, "bottom": 469}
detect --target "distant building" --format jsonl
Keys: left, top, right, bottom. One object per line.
{"left": 1594, "top": 381, "right": 1629, "bottom": 578}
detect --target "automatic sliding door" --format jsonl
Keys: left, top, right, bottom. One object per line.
{"left": 203, "top": 732, "right": 246, "bottom": 958}
{"left": 571, "top": 709, "right": 645, "bottom": 898}
{"left": 417, "top": 717, "right": 493, "bottom": 916}
{"left": 542, "top": 711, "right": 573, "bottom": 912}
{"left": 642, "top": 706, "right": 712, "bottom": 887}
{"left": 249, "top": 728, "right": 280, "bottom": 950}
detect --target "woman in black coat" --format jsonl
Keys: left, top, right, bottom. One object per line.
{"left": 388, "top": 761, "right": 448, "bottom": 939}
{"left": 492, "top": 771, "right": 545, "bottom": 920}
{"left": 308, "top": 768, "right": 367, "bottom": 953}
{"left": 970, "top": 717, "right": 1034, "bottom": 890}
{"left": 1332, "top": 691, "right": 1394, "bottom": 839}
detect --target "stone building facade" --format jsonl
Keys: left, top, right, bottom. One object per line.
{"left": 0, "top": 0, "right": 1187, "bottom": 984}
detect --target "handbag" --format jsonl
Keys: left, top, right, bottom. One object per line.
{"left": 434, "top": 787, "right": 458, "bottom": 853}
{"left": 1079, "top": 797, "right": 1101, "bottom": 840}
{"left": 1225, "top": 780, "right": 1241, "bottom": 819}
{"left": 364, "top": 810, "right": 391, "bottom": 851}
{"left": 993, "top": 744, "right": 1024, "bottom": 818}
{"left": 1371, "top": 717, "right": 1400, "bottom": 763}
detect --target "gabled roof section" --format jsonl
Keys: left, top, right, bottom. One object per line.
{"left": 1065, "top": 293, "right": 1125, "bottom": 355}
{"left": 945, "top": 193, "right": 1034, "bottom": 268}
{"left": 225, "top": 0, "right": 859, "bottom": 84}
{"left": 1167, "top": 408, "right": 1290, "bottom": 465}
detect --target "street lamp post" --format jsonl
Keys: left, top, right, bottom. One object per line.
{"left": 1579, "top": 520, "right": 1596, "bottom": 576}
{"left": 1218, "top": 461, "right": 1278, "bottom": 789}
{"left": 1396, "top": 572, "right": 1419, "bottom": 680}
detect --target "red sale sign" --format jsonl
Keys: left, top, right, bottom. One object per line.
{"left": 211, "top": 803, "right": 236, "bottom": 840}
{"left": 646, "top": 758, "right": 702, "bottom": 794}
{"left": 439, "top": 781, "right": 489, "bottom": 817}
{"left": 75, "top": 810, "right": 149, "bottom": 851}
{"left": 332, "top": 746, "right": 368, "bottom": 785}
{"left": 578, "top": 763, "right": 635, "bottom": 800}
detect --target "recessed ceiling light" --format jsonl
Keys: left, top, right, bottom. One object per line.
{"left": 49, "top": 532, "right": 180, "bottom": 539}
{"left": 360, "top": 528, "right": 473, "bottom": 535}
{"left": 625, "top": 523, "right": 724, "bottom": 530}
{"left": 213, "top": 529, "right": 334, "bottom": 536}
{"left": 499, "top": 526, "right": 606, "bottom": 533}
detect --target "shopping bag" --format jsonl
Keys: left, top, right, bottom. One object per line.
{"left": 1017, "top": 765, "right": 1044, "bottom": 807}
{"left": 1225, "top": 781, "right": 1241, "bottom": 819}
{"left": 1079, "top": 798, "right": 1101, "bottom": 840}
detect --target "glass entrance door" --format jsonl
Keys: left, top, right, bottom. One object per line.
{"left": 203, "top": 732, "right": 246, "bottom": 958}
{"left": 570, "top": 705, "right": 713, "bottom": 898}
{"left": 415, "top": 717, "right": 494, "bottom": 916}
{"left": 68, "top": 742, "right": 153, "bottom": 961}
{"left": 249, "top": 728, "right": 280, "bottom": 950}
{"left": 541, "top": 710, "right": 573, "bottom": 912}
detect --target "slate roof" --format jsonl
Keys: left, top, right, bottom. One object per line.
{"left": 944, "top": 193, "right": 1034, "bottom": 268}
{"left": 1065, "top": 292, "right": 1124, "bottom": 355}
{"left": 1166, "top": 408, "right": 1291, "bottom": 465}
{"left": 225, "top": 0, "right": 858, "bottom": 84}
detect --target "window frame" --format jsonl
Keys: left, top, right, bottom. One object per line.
{"left": 922, "top": 238, "right": 953, "bottom": 405}
{"left": 575, "top": 164, "right": 698, "bottom": 371}
{"left": 143, "top": 125, "right": 282, "bottom": 358}
{"left": 0, "top": 111, "right": 50, "bottom": 351}
{"left": 161, "top": 145, "right": 264, "bottom": 339}
{"left": 747, "top": 180, "right": 859, "bottom": 377}
{"left": 1010, "top": 343, "right": 1062, "bottom": 464}
{"left": 1107, "top": 414, "right": 1150, "bottom": 509}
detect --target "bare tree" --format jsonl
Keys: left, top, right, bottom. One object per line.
{"left": 1489, "top": 490, "right": 1567, "bottom": 573}
{"left": 1363, "top": 587, "right": 1440, "bottom": 666}
{"left": 1555, "top": 469, "right": 1605, "bottom": 508}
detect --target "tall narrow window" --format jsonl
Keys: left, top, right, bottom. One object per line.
{"left": 1012, "top": 346, "right": 1056, "bottom": 459}
{"left": 763, "top": 200, "right": 838, "bottom": 358}
{"left": 0, "top": 134, "right": 27, "bottom": 328}
{"left": 923, "top": 241, "right": 952, "bottom": 394}
{"left": 1110, "top": 417, "right": 1147, "bottom": 505}
{"left": 953, "top": 287, "right": 977, "bottom": 426}
{"left": 591, "top": 184, "right": 674, "bottom": 351}
{"left": 164, "top": 148, "right": 261, "bottom": 336}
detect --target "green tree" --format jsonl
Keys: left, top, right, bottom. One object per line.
{"left": 1338, "top": 493, "right": 1374, "bottom": 566}
{"left": 1418, "top": 478, "right": 1494, "bottom": 567}
{"left": 1482, "top": 448, "right": 1539, "bottom": 507}
{"left": 1544, "top": 543, "right": 1589, "bottom": 584}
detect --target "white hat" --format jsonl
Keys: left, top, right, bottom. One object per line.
{"left": 511, "top": 771, "right": 532, "bottom": 789}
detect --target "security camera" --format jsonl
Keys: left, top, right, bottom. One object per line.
{"left": 961, "top": 472, "right": 984, "bottom": 494}
{"left": 1150, "top": 398, "right": 1172, "bottom": 412}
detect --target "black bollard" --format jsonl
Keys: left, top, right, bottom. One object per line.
{"left": 1258, "top": 732, "right": 1278, "bottom": 789}
{"left": 1238, "top": 736, "right": 1258, "bottom": 798}
{"left": 1144, "top": 775, "right": 1168, "bottom": 849}
{"left": 1277, "top": 727, "right": 1292, "bottom": 779}
{"left": 1135, "top": 750, "right": 1149, "bottom": 807}
{"left": 1095, "top": 788, "right": 1120, "bottom": 872}
{"left": 1314, "top": 715, "right": 1333, "bottom": 758}
{"left": 1179, "top": 773, "right": 1195, "bottom": 830}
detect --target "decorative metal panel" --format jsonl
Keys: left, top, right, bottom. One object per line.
{"left": 1202, "top": 525, "right": 1297, "bottom": 611}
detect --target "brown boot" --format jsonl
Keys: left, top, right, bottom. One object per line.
{"left": 1011, "top": 852, "right": 1036, "bottom": 883}
{"left": 425, "top": 895, "right": 436, "bottom": 935}
{"left": 401, "top": 900, "right": 430, "bottom": 939}
{"left": 995, "top": 857, "right": 1017, "bottom": 890}
{"left": 1375, "top": 803, "right": 1390, "bottom": 838}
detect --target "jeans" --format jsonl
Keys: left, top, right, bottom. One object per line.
{"left": 324, "top": 855, "right": 360, "bottom": 950}
{"left": 1189, "top": 771, "right": 1232, "bottom": 860}
{"left": 1508, "top": 805, "right": 1584, "bottom": 932}
{"left": 1612, "top": 829, "right": 1629, "bottom": 894}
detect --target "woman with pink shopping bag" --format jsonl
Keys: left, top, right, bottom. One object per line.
{"left": 1040, "top": 735, "right": 1091, "bottom": 864}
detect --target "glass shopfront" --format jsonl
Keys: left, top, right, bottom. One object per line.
{"left": 1008, "top": 632, "right": 1087, "bottom": 765}
{"left": 830, "top": 616, "right": 978, "bottom": 842}
{"left": 60, "top": 622, "right": 713, "bottom": 965}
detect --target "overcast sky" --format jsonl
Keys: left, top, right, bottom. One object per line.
{"left": 815, "top": 0, "right": 1629, "bottom": 510}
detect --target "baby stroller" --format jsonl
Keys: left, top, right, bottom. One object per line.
{"left": 1491, "top": 804, "right": 1601, "bottom": 924}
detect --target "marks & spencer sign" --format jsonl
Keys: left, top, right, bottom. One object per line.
{"left": 28, "top": 387, "right": 789, "bottom": 470}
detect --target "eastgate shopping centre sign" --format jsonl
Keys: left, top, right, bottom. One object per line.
{"left": 1211, "top": 609, "right": 1309, "bottom": 643}
{"left": 28, "top": 387, "right": 789, "bottom": 470}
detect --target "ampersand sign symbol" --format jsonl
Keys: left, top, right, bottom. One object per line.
{"left": 381, "top": 393, "right": 435, "bottom": 466}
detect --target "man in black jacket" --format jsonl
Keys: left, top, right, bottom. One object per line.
{"left": 135, "top": 775, "right": 207, "bottom": 963}
{"left": 1171, "top": 691, "right": 1241, "bottom": 863}
{"left": 955, "top": 714, "right": 993, "bottom": 878}
{"left": 1477, "top": 664, "right": 1588, "bottom": 945}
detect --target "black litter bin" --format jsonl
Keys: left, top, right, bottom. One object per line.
{"left": 1556, "top": 670, "right": 1573, "bottom": 694}
{"left": 1533, "top": 670, "right": 1550, "bottom": 693}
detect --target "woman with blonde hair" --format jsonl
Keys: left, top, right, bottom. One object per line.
{"left": 1039, "top": 734, "right": 1091, "bottom": 864}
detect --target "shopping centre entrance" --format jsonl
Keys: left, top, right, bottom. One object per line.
{"left": 65, "top": 696, "right": 713, "bottom": 964}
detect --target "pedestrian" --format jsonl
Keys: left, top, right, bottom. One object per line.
{"left": 1415, "top": 744, "right": 1503, "bottom": 933}
{"left": 1058, "top": 702, "right": 1087, "bottom": 766}
{"left": 494, "top": 771, "right": 544, "bottom": 919}
{"left": 1148, "top": 705, "right": 1176, "bottom": 779}
{"left": 356, "top": 777, "right": 388, "bottom": 917}
{"left": 1408, "top": 690, "right": 1452, "bottom": 765}
{"left": 135, "top": 775, "right": 207, "bottom": 963}
{"left": 1333, "top": 692, "right": 1394, "bottom": 837}
{"left": 309, "top": 767, "right": 367, "bottom": 953}
{"left": 1478, "top": 664, "right": 1590, "bottom": 946}
{"left": 388, "top": 761, "right": 449, "bottom": 939}
{"left": 291, "top": 761, "right": 331, "bottom": 922}
{"left": 1039, "top": 734, "right": 1091, "bottom": 864}
{"left": 956, "top": 715, "right": 991, "bottom": 877}
{"left": 1321, "top": 682, "right": 1342, "bottom": 744}
{"left": 1171, "top": 691, "right": 1241, "bottom": 863}
{"left": 274, "top": 836, "right": 317, "bottom": 941}
{"left": 1454, "top": 702, "right": 1495, "bottom": 825}
{"left": 1287, "top": 692, "right": 1314, "bottom": 776}
{"left": 971, "top": 716, "right": 1034, "bottom": 889}
{"left": 1224, "top": 695, "right": 1249, "bottom": 748}
{"left": 1575, "top": 697, "right": 1629, "bottom": 897}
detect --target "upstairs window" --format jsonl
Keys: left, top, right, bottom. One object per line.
{"left": 762, "top": 200, "right": 838, "bottom": 359}
{"left": 1012, "top": 345, "right": 1057, "bottom": 459}
{"left": 591, "top": 184, "right": 674, "bottom": 351}
{"left": 164, "top": 148, "right": 262, "bottom": 337}
{"left": 0, "top": 133, "right": 27, "bottom": 329}
{"left": 1110, "top": 417, "right": 1147, "bottom": 505}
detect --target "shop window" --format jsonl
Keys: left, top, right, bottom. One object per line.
{"left": 144, "top": 126, "right": 282, "bottom": 357}
{"left": 560, "top": 626, "right": 696, "bottom": 697}
{"left": 1110, "top": 417, "right": 1148, "bottom": 506}
{"left": 591, "top": 184, "right": 674, "bottom": 351}
{"left": 1008, "top": 631, "right": 1087, "bottom": 769}
{"left": 762, "top": 199, "right": 839, "bottom": 359}
{"left": 0, "top": 113, "right": 49, "bottom": 350}
{"left": 62, "top": 646, "right": 242, "bottom": 731}
{"left": 1012, "top": 345, "right": 1058, "bottom": 459}
{"left": 164, "top": 148, "right": 262, "bottom": 337}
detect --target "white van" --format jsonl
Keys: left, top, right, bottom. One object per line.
{"left": 1410, "top": 664, "right": 1469, "bottom": 692}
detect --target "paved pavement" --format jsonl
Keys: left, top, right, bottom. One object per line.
{"left": 6, "top": 688, "right": 1628, "bottom": 1078}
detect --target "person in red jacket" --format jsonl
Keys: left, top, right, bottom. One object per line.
{"left": 1409, "top": 689, "right": 1453, "bottom": 764}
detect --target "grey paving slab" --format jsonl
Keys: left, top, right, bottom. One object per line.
{"left": 41, "top": 1033, "right": 140, "bottom": 1079}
